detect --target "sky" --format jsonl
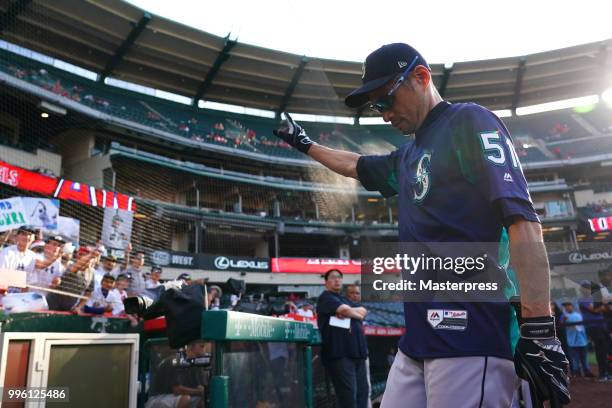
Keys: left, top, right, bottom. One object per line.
{"left": 125, "top": 0, "right": 612, "bottom": 64}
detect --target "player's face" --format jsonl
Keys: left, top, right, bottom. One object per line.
{"left": 103, "top": 259, "right": 116, "bottom": 270}
{"left": 368, "top": 70, "right": 428, "bottom": 134}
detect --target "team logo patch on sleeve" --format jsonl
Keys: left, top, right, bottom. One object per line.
{"left": 427, "top": 309, "right": 468, "bottom": 330}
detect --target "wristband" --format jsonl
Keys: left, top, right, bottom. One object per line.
{"left": 519, "top": 316, "right": 556, "bottom": 339}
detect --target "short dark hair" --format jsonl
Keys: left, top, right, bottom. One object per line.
{"left": 324, "top": 269, "right": 343, "bottom": 281}
{"left": 102, "top": 273, "right": 116, "bottom": 282}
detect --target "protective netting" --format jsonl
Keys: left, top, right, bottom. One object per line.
{"left": 0, "top": 29, "right": 398, "bottom": 305}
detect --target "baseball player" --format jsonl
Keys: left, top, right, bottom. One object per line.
{"left": 274, "top": 43, "right": 570, "bottom": 407}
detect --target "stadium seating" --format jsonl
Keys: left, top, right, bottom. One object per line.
{"left": 3, "top": 48, "right": 611, "bottom": 165}
{"left": 363, "top": 302, "right": 404, "bottom": 327}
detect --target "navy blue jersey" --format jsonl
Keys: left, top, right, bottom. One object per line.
{"left": 357, "top": 101, "right": 539, "bottom": 360}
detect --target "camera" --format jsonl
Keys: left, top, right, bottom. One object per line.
{"left": 123, "top": 279, "right": 246, "bottom": 348}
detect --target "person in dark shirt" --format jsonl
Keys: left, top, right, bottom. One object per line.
{"left": 317, "top": 269, "right": 368, "bottom": 408}
{"left": 146, "top": 340, "right": 207, "bottom": 408}
{"left": 578, "top": 280, "right": 610, "bottom": 381}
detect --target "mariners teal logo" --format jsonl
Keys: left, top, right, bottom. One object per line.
{"left": 413, "top": 152, "right": 432, "bottom": 202}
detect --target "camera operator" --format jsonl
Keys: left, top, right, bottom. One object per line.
{"left": 146, "top": 340, "right": 208, "bottom": 408}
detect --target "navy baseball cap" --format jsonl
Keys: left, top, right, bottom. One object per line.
{"left": 345, "top": 43, "right": 430, "bottom": 108}
{"left": 17, "top": 225, "right": 37, "bottom": 235}
{"left": 47, "top": 235, "right": 66, "bottom": 245}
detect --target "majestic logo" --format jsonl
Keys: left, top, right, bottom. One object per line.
{"left": 413, "top": 152, "right": 432, "bottom": 202}
{"left": 427, "top": 309, "right": 443, "bottom": 328}
{"left": 503, "top": 172, "right": 513, "bottom": 182}
{"left": 398, "top": 61, "right": 408, "bottom": 68}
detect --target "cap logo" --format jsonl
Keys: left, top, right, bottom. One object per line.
{"left": 361, "top": 62, "right": 366, "bottom": 80}
{"left": 398, "top": 61, "right": 408, "bottom": 68}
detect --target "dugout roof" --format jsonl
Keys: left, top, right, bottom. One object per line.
{"left": 0, "top": 0, "right": 610, "bottom": 117}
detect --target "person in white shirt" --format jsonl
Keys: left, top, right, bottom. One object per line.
{"left": 0, "top": 226, "right": 37, "bottom": 275}
{"left": 108, "top": 273, "right": 140, "bottom": 326}
{"left": 46, "top": 246, "right": 99, "bottom": 312}
{"left": 0, "top": 226, "right": 59, "bottom": 293}
{"left": 84, "top": 273, "right": 116, "bottom": 314}
{"left": 145, "top": 266, "right": 162, "bottom": 289}
{"left": 94, "top": 254, "right": 121, "bottom": 290}
{"left": 297, "top": 302, "right": 315, "bottom": 318}
{"left": 109, "top": 273, "right": 130, "bottom": 315}
{"left": 29, "top": 235, "right": 67, "bottom": 295}
{"left": 126, "top": 251, "right": 146, "bottom": 296}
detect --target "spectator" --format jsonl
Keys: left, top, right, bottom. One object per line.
{"left": 94, "top": 254, "right": 119, "bottom": 290}
{"left": 345, "top": 283, "right": 372, "bottom": 408}
{"left": 207, "top": 285, "right": 222, "bottom": 310}
{"left": 84, "top": 273, "right": 116, "bottom": 315}
{"left": 0, "top": 229, "right": 15, "bottom": 247}
{"left": 0, "top": 226, "right": 59, "bottom": 293}
{"left": 552, "top": 301, "right": 569, "bottom": 356}
{"left": 109, "top": 273, "right": 139, "bottom": 326}
{"left": 126, "top": 251, "right": 146, "bottom": 296}
{"left": 61, "top": 242, "right": 75, "bottom": 269}
{"left": 561, "top": 302, "right": 593, "bottom": 377}
{"left": 597, "top": 268, "right": 612, "bottom": 303}
{"left": 145, "top": 340, "right": 207, "bottom": 408}
{"left": 297, "top": 302, "right": 314, "bottom": 318}
{"left": 0, "top": 226, "right": 37, "bottom": 277}
{"left": 345, "top": 284, "right": 361, "bottom": 304}
{"left": 316, "top": 269, "right": 368, "bottom": 408}
{"left": 30, "top": 240, "right": 45, "bottom": 254}
{"left": 177, "top": 273, "right": 192, "bottom": 285}
{"left": 578, "top": 280, "right": 610, "bottom": 381}
{"left": 46, "top": 246, "right": 98, "bottom": 312}
{"left": 146, "top": 266, "right": 163, "bottom": 289}
{"left": 29, "top": 235, "right": 66, "bottom": 296}
{"left": 109, "top": 274, "right": 130, "bottom": 315}
{"left": 598, "top": 269, "right": 612, "bottom": 374}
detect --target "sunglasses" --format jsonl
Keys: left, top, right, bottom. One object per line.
{"left": 369, "top": 55, "right": 420, "bottom": 114}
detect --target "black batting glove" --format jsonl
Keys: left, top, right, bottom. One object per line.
{"left": 514, "top": 316, "right": 571, "bottom": 407}
{"left": 273, "top": 112, "right": 314, "bottom": 154}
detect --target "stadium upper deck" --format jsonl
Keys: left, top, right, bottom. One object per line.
{"left": 0, "top": 0, "right": 610, "bottom": 115}
{"left": 1, "top": 46, "right": 612, "bottom": 168}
